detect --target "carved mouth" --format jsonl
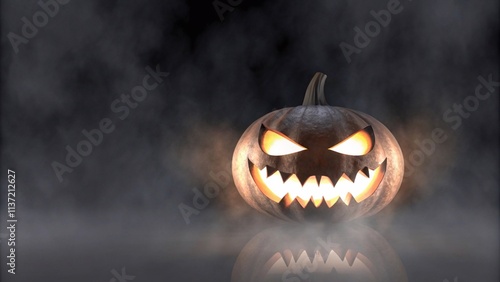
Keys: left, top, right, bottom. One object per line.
{"left": 264, "top": 249, "right": 374, "bottom": 279}
{"left": 249, "top": 159, "right": 386, "bottom": 207}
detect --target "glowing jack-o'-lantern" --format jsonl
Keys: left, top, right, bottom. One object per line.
{"left": 231, "top": 224, "right": 408, "bottom": 282}
{"left": 232, "top": 73, "right": 404, "bottom": 221}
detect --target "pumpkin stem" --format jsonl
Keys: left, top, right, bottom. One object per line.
{"left": 302, "top": 72, "right": 329, "bottom": 106}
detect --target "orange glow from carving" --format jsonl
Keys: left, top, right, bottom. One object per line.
{"left": 329, "top": 130, "right": 372, "bottom": 156}
{"left": 250, "top": 161, "right": 385, "bottom": 207}
{"left": 261, "top": 130, "right": 306, "bottom": 156}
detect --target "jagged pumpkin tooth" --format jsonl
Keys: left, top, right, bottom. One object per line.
{"left": 280, "top": 171, "right": 293, "bottom": 182}
{"left": 360, "top": 167, "right": 370, "bottom": 178}
{"left": 345, "top": 249, "right": 358, "bottom": 266}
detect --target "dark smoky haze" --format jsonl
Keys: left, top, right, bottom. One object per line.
{"left": 1, "top": 0, "right": 498, "bottom": 281}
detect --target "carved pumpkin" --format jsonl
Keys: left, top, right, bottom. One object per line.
{"left": 232, "top": 73, "right": 404, "bottom": 221}
{"left": 231, "top": 223, "right": 408, "bottom": 282}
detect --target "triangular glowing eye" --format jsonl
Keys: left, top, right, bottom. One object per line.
{"left": 329, "top": 128, "right": 373, "bottom": 156}
{"left": 261, "top": 130, "right": 307, "bottom": 156}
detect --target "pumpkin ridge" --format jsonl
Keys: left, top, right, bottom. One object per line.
{"left": 270, "top": 107, "right": 294, "bottom": 127}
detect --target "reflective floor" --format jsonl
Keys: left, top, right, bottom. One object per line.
{"left": 2, "top": 205, "right": 497, "bottom": 282}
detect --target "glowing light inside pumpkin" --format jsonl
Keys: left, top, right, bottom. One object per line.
{"left": 250, "top": 160, "right": 386, "bottom": 207}
{"left": 329, "top": 129, "right": 372, "bottom": 156}
{"left": 261, "top": 130, "right": 307, "bottom": 156}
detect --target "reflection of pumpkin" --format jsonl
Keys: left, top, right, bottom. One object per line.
{"left": 231, "top": 223, "right": 407, "bottom": 282}
{"left": 232, "top": 73, "right": 404, "bottom": 221}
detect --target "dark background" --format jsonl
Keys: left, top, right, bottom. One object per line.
{"left": 1, "top": 0, "right": 498, "bottom": 281}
